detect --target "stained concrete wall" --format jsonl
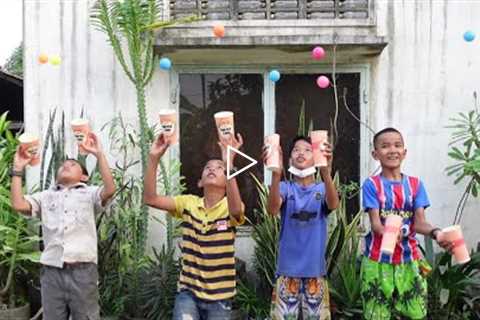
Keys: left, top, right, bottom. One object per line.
{"left": 372, "top": 0, "right": 480, "bottom": 249}
{"left": 24, "top": 0, "right": 480, "bottom": 263}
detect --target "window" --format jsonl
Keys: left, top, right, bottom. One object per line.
{"left": 177, "top": 69, "right": 363, "bottom": 220}
{"left": 179, "top": 74, "right": 264, "bottom": 217}
{"left": 275, "top": 73, "right": 361, "bottom": 215}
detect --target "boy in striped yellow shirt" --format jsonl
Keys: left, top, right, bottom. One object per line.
{"left": 144, "top": 132, "right": 245, "bottom": 319}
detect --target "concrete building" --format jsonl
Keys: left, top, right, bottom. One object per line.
{"left": 24, "top": 0, "right": 480, "bottom": 266}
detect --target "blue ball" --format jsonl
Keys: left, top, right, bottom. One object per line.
{"left": 464, "top": 31, "right": 475, "bottom": 42}
{"left": 159, "top": 57, "right": 172, "bottom": 70}
{"left": 269, "top": 70, "right": 281, "bottom": 82}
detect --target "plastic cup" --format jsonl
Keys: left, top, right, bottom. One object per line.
{"left": 380, "top": 214, "right": 403, "bottom": 255}
{"left": 18, "top": 133, "right": 40, "bottom": 166}
{"left": 310, "top": 130, "right": 328, "bottom": 167}
{"left": 159, "top": 110, "right": 178, "bottom": 145}
{"left": 439, "top": 225, "right": 470, "bottom": 264}
{"left": 71, "top": 118, "right": 90, "bottom": 155}
{"left": 214, "top": 111, "right": 235, "bottom": 145}
{"left": 264, "top": 134, "right": 280, "bottom": 170}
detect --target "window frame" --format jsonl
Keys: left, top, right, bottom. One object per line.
{"left": 169, "top": 63, "right": 370, "bottom": 192}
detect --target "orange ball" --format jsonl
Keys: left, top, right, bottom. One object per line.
{"left": 213, "top": 24, "right": 225, "bottom": 38}
{"left": 38, "top": 54, "right": 48, "bottom": 64}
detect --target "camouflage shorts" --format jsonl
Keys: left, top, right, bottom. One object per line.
{"left": 361, "top": 257, "right": 428, "bottom": 320}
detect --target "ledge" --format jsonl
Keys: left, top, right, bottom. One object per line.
{"left": 154, "top": 20, "right": 387, "bottom": 62}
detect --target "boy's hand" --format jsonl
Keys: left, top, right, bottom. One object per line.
{"left": 13, "top": 147, "right": 31, "bottom": 171}
{"left": 150, "top": 133, "right": 170, "bottom": 159}
{"left": 82, "top": 132, "right": 102, "bottom": 156}
{"left": 373, "top": 223, "right": 385, "bottom": 236}
{"left": 262, "top": 143, "right": 283, "bottom": 175}
{"left": 218, "top": 133, "right": 243, "bottom": 167}
{"left": 319, "top": 142, "right": 333, "bottom": 177}
{"left": 435, "top": 231, "right": 455, "bottom": 253}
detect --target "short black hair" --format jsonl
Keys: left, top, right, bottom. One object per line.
{"left": 65, "top": 158, "right": 89, "bottom": 176}
{"left": 373, "top": 127, "right": 403, "bottom": 148}
{"left": 203, "top": 158, "right": 225, "bottom": 172}
{"left": 288, "top": 135, "right": 312, "bottom": 156}
{"left": 204, "top": 157, "right": 224, "bottom": 166}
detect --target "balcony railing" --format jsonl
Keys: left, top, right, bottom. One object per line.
{"left": 169, "top": 0, "right": 371, "bottom": 21}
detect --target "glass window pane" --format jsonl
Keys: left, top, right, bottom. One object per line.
{"left": 275, "top": 73, "right": 361, "bottom": 215}
{"left": 179, "top": 74, "right": 264, "bottom": 220}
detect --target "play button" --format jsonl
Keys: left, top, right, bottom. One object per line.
{"left": 227, "top": 145, "right": 258, "bottom": 180}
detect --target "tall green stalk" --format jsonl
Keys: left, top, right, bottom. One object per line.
{"left": 90, "top": 0, "right": 197, "bottom": 257}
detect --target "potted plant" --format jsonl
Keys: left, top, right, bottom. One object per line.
{"left": 0, "top": 213, "right": 41, "bottom": 319}
{"left": 0, "top": 112, "right": 41, "bottom": 319}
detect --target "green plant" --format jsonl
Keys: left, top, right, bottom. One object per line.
{"left": 0, "top": 212, "right": 41, "bottom": 309}
{"left": 39, "top": 109, "right": 66, "bottom": 191}
{"left": 327, "top": 179, "right": 363, "bottom": 318}
{"left": 95, "top": 115, "right": 185, "bottom": 317}
{"left": 3, "top": 43, "right": 23, "bottom": 77}
{"left": 235, "top": 279, "right": 271, "bottom": 320}
{"left": 296, "top": 99, "right": 313, "bottom": 137}
{"left": 0, "top": 112, "right": 41, "bottom": 309}
{"left": 426, "top": 250, "right": 480, "bottom": 319}
{"left": 234, "top": 174, "right": 278, "bottom": 318}
{"left": 328, "top": 242, "right": 362, "bottom": 319}
{"left": 325, "top": 174, "right": 360, "bottom": 275}
{"left": 139, "top": 246, "right": 180, "bottom": 320}
{"left": 94, "top": 115, "right": 150, "bottom": 317}
{"left": 445, "top": 93, "right": 480, "bottom": 224}
{"left": 90, "top": 0, "right": 197, "bottom": 258}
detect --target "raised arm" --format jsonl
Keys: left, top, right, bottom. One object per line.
{"left": 218, "top": 133, "right": 245, "bottom": 220}
{"left": 83, "top": 132, "right": 116, "bottom": 205}
{"left": 319, "top": 142, "right": 339, "bottom": 211}
{"left": 143, "top": 134, "right": 176, "bottom": 212}
{"left": 10, "top": 148, "right": 33, "bottom": 214}
{"left": 262, "top": 144, "right": 283, "bottom": 216}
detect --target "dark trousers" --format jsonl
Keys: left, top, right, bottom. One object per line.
{"left": 41, "top": 263, "right": 100, "bottom": 320}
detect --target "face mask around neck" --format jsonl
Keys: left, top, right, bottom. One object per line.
{"left": 288, "top": 166, "right": 316, "bottom": 178}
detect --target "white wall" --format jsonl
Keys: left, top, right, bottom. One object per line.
{"left": 23, "top": 0, "right": 171, "bottom": 250}
{"left": 24, "top": 0, "right": 480, "bottom": 258}
{"left": 372, "top": 0, "right": 480, "bottom": 249}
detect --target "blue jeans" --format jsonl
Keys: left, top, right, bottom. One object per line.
{"left": 172, "top": 290, "right": 232, "bottom": 320}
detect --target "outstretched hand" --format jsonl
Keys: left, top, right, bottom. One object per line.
{"left": 262, "top": 143, "right": 283, "bottom": 175}
{"left": 13, "top": 147, "right": 31, "bottom": 171}
{"left": 149, "top": 133, "right": 170, "bottom": 159}
{"left": 218, "top": 133, "right": 243, "bottom": 166}
{"left": 82, "top": 132, "right": 103, "bottom": 156}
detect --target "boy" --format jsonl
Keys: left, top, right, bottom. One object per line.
{"left": 10, "top": 132, "right": 116, "bottom": 320}
{"left": 361, "top": 127, "right": 450, "bottom": 319}
{"left": 265, "top": 135, "right": 339, "bottom": 320}
{"left": 144, "top": 133, "right": 245, "bottom": 320}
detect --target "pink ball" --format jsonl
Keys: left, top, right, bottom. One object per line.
{"left": 316, "top": 76, "right": 330, "bottom": 89}
{"left": 312, "top": 46, "right": 326, "bottom": 60}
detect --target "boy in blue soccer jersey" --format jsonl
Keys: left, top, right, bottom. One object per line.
{"left": 361, "top": 127, "right": 451, "bottom": 319}
{"left": 264, "top": 135, "right": 339, "bottom": 320}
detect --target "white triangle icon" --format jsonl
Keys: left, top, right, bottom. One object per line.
{"left": 227, "top": 145, "right": 258, "bottom": 180}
